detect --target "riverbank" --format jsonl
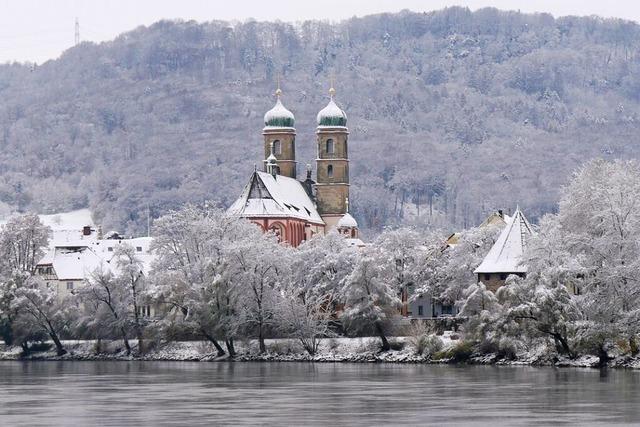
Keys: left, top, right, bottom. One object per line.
{"left": 2, "top": 337, "right": 640, "bottom": 369}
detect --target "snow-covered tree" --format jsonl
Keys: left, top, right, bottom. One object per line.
{"left": 554, "top": 159, "right": 640, "bottom": 360}
{"left": 79, "top": 244, "right": 149, "bottom": 355}
{"left": 12, "top": 280, "right": 75, "bottom": 356}
{"left": 413, "top": 224, "right": 500, "bottom": 310}
{"left": 150, "top": 205, "right": 258, "bottom": 356}
{"left": 226, "top": 229, "right": 284, "bottom": 354}
{"left": 279, "top": 232, "right": 356, "bottom": 355}
{"left": 341, "top": 245, "right": 400, "bottom": 351}
{"left": 0, "top": 214, "right": 50, "bottom": 346}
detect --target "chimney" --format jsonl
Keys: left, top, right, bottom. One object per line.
{"left": 82, "top": 226, "right": 92, "bottom": 236}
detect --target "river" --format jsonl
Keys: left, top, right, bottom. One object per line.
{"left": 0, "top": 361, "right": 639, "bottom": 426}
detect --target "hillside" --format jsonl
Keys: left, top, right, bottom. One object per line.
{"left": 0, "top": 7, "right": 639, "bottom": 234}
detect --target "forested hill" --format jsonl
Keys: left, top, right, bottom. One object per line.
{"left": 1, "top": 7, "right": 640, "bottom": 235}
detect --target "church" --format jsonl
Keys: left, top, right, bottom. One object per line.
{"left": 228, "top": 86, "right": 362, "bottom": 247}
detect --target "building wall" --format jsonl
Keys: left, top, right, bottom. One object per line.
{"left": 251, "top": 217, "right": 323, "bottom": 247}
{"left": 316, "top": 127, "right": 349, "bottom": 216}
{"left": 477, "top": 272, "right": 525, "bottom": 292}
{"left": 263, "top": 128, "right": 296, "bottom": 179}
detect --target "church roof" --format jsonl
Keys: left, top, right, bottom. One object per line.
{"left": 474, "top": 208, "right": 535, "bottom": 274}
{"left": 228, "top": 171, "right": 324, "bottom": 225}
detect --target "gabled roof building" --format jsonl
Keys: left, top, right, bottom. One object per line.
{"left": 474, "top": 207, "right": 535, "bottom": 291}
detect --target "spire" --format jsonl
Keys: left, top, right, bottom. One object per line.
{"left": 306, "top": 163, "right": 313, "bottom": 180}
{"left": 275, "top": 74, "right": 282, "bottom": 99}
{"left": 329, "top": 73, "right": 336, "bottom": 100}
{"left": 264, "top": 78, "right": 295, "bottom": 128}
{"left": 317, "top": 76, "right": 347, "bottom": 127}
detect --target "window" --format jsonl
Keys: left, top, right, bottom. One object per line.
{"left": 273, "top": 140, "right": 281, "bottom": 155}
{"left": 500, "top": 273, "right": 508, "bottom": 280}
{"left": 327, "top": 164, "right": 333, "bottom": 178}
{"left": 441, "top": 305, "right": 453, "bottom": 315}
{"left": 484, "top": 273, "right": 491, "bottom": 281}
{"left": 66, "top": 282, "right": 74, "bottom": 290}
{"left": 326, "top": 138, "right": 334, "bottom": 154}
{"left": 136, "top": 246, "right": 143, "bottom": 252}
{"left": 418, "top": 305, "right": 424, "bottom": 316}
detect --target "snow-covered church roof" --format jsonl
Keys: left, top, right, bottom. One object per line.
{"left": 474, "top": 208, "right": 535, "bottom": 274}
{"left": 228, "top": 171, "right": 324, "bottom": 225}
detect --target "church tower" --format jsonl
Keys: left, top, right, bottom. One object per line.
{"left": 315, "top": 86, "right": 349, "bottom": 230}
{"left": 263, "top": 87, "right": 297, "bottom": 178}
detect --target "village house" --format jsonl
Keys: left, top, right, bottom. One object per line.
{"left": 406, "top": 209, "right": 518, "bottom": 319}
{"left": 474, "top": 207, "right": 535, "bottom": 291}
{"left": 35, "top": 228, "right": 155, "bottom": 315}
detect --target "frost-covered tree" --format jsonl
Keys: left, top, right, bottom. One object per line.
{"left": 226, "top": 230, "right": 284, "bottom": 354}
{"left": 80, "top": 244, "right": 148, "bottom": 355}
{"left": 149, "top": 205, "right": 257, "bottom": 356}
{"left": 374, "top": 228, "right": 431, "bottom": 314}
{"left": 413, "top": 224, "right": 500, "bottom": 310}
{"left": 554, "top": 160, "right": 640, "bottom": 360}
{"left": 79, "top": 266, "right": 134, "bottom": 354}
{"left": 341, "top": 245, "right": 400, "bottom": 352}
{"left": 0, "top": 214, "right": 50, "bottom": 346}
{"left": 279, "top": 232, "right": 356, "bottom": 355}
{"left": 12, "top": 280, "right": 75, "bottom": 356}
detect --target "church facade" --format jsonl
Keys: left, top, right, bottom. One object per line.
{"left": 228, "top": 87, "right": 361, "bottom": 247}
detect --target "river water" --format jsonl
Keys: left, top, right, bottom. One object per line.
{"left": 0, "top": 361, "right": 639, "bottom": 426}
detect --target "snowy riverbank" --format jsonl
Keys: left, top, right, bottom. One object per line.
{"left": 2, "top": 337, "right": 640, "bottom": 369}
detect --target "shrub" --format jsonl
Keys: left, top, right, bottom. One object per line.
{"left": 387, "top": 338, "right": 405, "bottom": 351}
{"left": 433, "top": 341, "right": 474, "bottom": 362}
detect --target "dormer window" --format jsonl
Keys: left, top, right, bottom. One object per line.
{"left": 326, "top": 139, "right": 334, "bottom": 154}
{"left": 273, "top": 140, "right": 281, "bottom": 155}
{"left": 327, "top": 164, "right": 333, "bottom": 178}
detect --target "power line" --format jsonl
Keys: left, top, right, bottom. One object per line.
{"left": 75, "top": 17, "right": 80, "bottom": 45}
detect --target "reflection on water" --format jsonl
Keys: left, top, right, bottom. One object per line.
{"left": 0, "top": 361, "right": 639, "bottom": 426}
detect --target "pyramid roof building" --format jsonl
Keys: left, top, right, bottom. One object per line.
{"left": 474, "top": 208, "right": 535, "bottom": 274}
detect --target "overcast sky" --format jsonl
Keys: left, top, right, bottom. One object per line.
{"left": 1, "top": 0, "right": 639, "bottom": 63}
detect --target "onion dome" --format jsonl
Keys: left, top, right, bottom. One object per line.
{"left": 337, "top": 212, "right": 358, "bottom": 229}
{"left": 264, "top": 88, "right": 295, "bottom": 128}
{"left": 317, "top": 87, "right": 347, "bottom": 127}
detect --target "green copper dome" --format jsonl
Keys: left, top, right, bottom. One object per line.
{"left": 317, "top": 90, "right": 347, "bottom": 127}
{"left": 264, "top": 91, "right": 295, "bottom": 128}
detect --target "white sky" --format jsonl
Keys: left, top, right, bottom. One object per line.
{"left": 1, "top": 0, "right": 639, "bottom": 64}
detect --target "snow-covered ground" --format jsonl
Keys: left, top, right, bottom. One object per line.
{"left": 2, "top": 335, "right": 640, "bottom": 368}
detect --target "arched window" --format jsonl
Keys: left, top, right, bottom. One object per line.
{"left": 273, "top": 140, "right": 282, "bottom": 155}
{"left": 326, "top": 138, "right": 334, "bottom": 154}
{"left": 327, "top": 164, "right": 333, "bottom": 178}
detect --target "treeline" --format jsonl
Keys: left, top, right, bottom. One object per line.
{"left": 1, "top": 8, "right": 640, "bottom": 234}
{"left": 1, "top": 160, "right": 640, "bottom": 364}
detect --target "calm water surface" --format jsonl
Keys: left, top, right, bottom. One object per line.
{"left": 0, "top": 361, "right": 639, "bottom": 426}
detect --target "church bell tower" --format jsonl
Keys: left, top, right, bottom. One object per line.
{"left": 315, "top": 86, "right": 349, "bottom": 230}
{"left": 263, "top": 87, "right": 296, "bottom": 178}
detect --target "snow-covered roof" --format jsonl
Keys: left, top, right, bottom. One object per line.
{"left": 474, "top": 208, "right": 535, "bottom": 274}
{"left": 46, "top": 246, "right": 107, "bottom": 281}
{"left": 0, "top": 209, "right": 97, "bottom": 246}
{"left": 317, "top": 98, "right": 347, "bottom": 127}
{"left": 264, "top": 97, "right": 295, "bottom": 128}
{"left": 37, "top": 237, "right": 156, "bottom": 280}
{"left": 345, "top": 238, "right": 366, "bottom": 248}
{"left": 228, "top": 171, "right": 324, "bottom": 225}
{"left": 337, "top": 212, "right": 358, "bottom": 228}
